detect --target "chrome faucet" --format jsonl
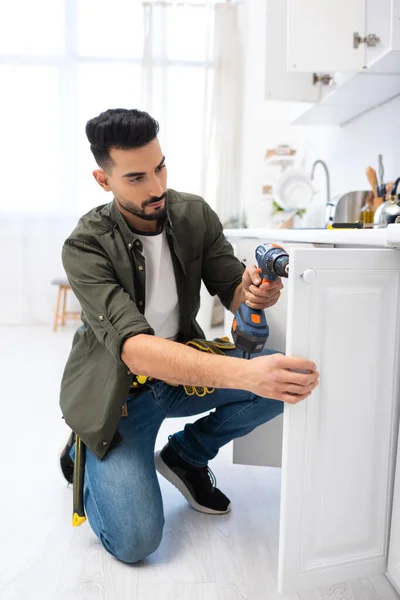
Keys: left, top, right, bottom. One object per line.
{"left": 311, "top": 159, "right": 331, "bottom": 206}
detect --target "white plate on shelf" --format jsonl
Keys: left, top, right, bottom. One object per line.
{"left": 273, "top": 167, "right": 315, "bottom": 211}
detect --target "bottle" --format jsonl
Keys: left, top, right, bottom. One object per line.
{"left": 360, "top": 194, "right": 375, "bottom": 225}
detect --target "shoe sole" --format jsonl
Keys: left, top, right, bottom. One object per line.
{"left": 154, "top": 451, "right": 230, "bottom": 515}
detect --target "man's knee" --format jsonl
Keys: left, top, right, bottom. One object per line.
{"left": 117, "top": 531, "right": 163, "bottom": 564}
{"left": 102, "top": 520, "right": 164, "bottom": 564}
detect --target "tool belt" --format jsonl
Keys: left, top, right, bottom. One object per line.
{"left": 127, "top": 336, "right": 236, "bottom": 400}
{"left": 179, "top": 337, "right": 236, "bottom": 396}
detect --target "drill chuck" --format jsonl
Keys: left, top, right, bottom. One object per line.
{"left": 272, "top": 254, "right": 289, "bottom": 278}
{"left": 256, "top": 244, "right": 289, "bottom": 281}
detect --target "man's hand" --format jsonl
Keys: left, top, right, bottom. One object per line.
{"left": 242, "top": 264, "right": 284, "bottom": 310}
{"left": 245, "top": 354, "right": 319, "bottom": 404}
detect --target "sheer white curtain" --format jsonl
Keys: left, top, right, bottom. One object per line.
{"left": 0, "top": 0, "right": 146, "bottom": 324}
{"left": 207, "top": 2, "right": 244, "bottom": 226}
{"left": 141, "top": 1, "right": 244, "bottom": 222}
{"left": 141, "top": 1, "right": 215, "bottom": 201}
{"left": 0, "top": 0, "right": 243, "bottom": 325}
{"left": 141, "top": 1, "right": 244, "bottom": 329}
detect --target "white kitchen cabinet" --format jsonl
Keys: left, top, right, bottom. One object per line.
{"left": 287, "top": 0, "right": 400, "bottom": 74}
{"left": 293, "top": 71, "right": 400, "bottom": 126}
{"left": 387, "top": 413, "right": 400, "bottom": 594}
{"left": 227, "top": 240, "right": 319, "bottom": 468}
{"left": 265, "top": 0, "right": 320, "bottom": 102}
{"left": 283, "top": 0, "right": 400, "bottom": 125}
{"left": 365, "top": 0, "right": 393, "bottom": 71}
{"left": 224, "top": 228, "right": 400, "bottom": 594}
{"left": 278, "top": 247, "right": 400, "bottom": 593}
{"left": 287, "top": 0, "right": 366, "bottom": 73}
{"left": 365, "top": 0, "right": 400, "bottom": 73}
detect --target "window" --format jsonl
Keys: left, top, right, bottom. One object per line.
{"left": 77, "top": 62, "right": 143, "bottom": 211}
{"left": 0, "top": 67, "right": 59, "bottom": 213}
{"left": 77, "top": 0, "right": 144, "bottom": 59}
{"left": 0, "top": 0, "right": 223, "bottom": 216}
{"left": 0, "top": 0, "right": 64, "bottom": 55}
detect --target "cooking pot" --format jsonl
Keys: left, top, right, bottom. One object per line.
{"left": 326, "top": 191, "right": 371, "bottom": 225}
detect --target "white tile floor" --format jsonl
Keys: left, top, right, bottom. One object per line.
{"left": 0, "top": 324, "right": 397, "bottom": 600}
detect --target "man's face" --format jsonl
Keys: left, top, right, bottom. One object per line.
{"left": 93, "top": 138, "right": 168, "bottom": 224}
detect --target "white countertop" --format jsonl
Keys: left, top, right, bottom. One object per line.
{"left": 223, "top": 224, "right": 400, "bottom": 249}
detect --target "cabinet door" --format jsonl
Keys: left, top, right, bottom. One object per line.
{"left": 265, "top": 0, "right": 319, "bottom": 102}
{"left": 278, "top": 247, "right": 400, "bottom": 594}
{"left": 387, "top": 414, "right": 400, "bottom": 594}
{"left": 226, "top": 240, "right": 316, "bottom": 468}
{"left": 287, "top": 0, "right": 365, "bottom": 73}
{"left": 365, "top": 0, "right": 393, "bottom": 71}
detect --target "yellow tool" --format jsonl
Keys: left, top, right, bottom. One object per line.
{"left": 72, "top": 435, "right": 87, "bottom": 527}
{"left": 327, "top": 221, "right": 363, "bottom": 229}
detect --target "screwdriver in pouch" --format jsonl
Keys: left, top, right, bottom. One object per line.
{"left": 72, "top": 435, "right": 87, "bottom": 527}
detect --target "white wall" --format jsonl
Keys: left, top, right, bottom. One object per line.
{"left": 254, "top": 95, "right": 400, "bottom": 228}
{"left": 0, "top": 217, "right": 80, "bottom": 325}
{"left": 293, "top": 95, "right": 400, "bottom": 198}
{"left": 238, "top": 0, "right": 268, "bottom": 227}
{"left": 238, "top": 1, "right": 312, "bottom": 228}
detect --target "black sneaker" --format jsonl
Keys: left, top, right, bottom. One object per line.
{"left": 59, "top": 430, "right": 76, "bottom": 484}
{"left": 155, "top": 442, "right": 231, "bottom": 515}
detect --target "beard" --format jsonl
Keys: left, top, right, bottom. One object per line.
{"left": 117, "top": 192, "right": 168, "bottom": 222}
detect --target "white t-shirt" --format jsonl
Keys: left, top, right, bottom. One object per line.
{"left": 134, "top": 227, "right": 180, "bottom": 340}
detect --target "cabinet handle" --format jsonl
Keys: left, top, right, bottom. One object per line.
{"left": 353, "top": 32, "right": 380, "bottom": 49}
{"left": 300, "top": 269, "right": 317, "bottom": 284}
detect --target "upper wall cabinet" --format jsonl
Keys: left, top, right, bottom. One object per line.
{"left": 288, "top": 0, "right": 366, "bottom": 73}
{"left": 272, "top": 0, "right": 400, "bottom": 125}
{"left": 265, "top": 0, "right": 320, "bottom": 102}
{"left": 287, "top": 0, "right": 400, "bottom": 75}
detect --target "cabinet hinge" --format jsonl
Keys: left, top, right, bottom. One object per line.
{"left": 353, "top": 32, "right": 380, "bottom": 49}
{"left": 312, "top": 73, "right": 334, "bottom": 87}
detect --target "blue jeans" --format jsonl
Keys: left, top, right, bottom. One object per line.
{"left": 72, "top": 348, "right": 283, "bottom": 563}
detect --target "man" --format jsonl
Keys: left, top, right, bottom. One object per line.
{"left": 59, "top": 108, "right": 319, "bottom": 564}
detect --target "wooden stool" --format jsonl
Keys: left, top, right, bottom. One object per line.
{"left": 52, "top": 279, "right": 81, "bottom": 332}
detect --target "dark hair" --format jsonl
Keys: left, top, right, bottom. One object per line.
{"left": 85, "top": 108, "right": 159, "bottom": 170}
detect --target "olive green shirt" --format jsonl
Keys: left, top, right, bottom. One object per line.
{"left": 60, "top": 189, "right": 245, "bottom": 460}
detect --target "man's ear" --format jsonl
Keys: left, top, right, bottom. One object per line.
{"left": 93, "top": 169, "right": 112, "bottom": 192}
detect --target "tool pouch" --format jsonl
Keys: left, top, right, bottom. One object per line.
{"left": 181, "top": 336, "right": 236, "bottom": 397}
{"left": 128, "top": 337, "right": 236, "bottom": 398}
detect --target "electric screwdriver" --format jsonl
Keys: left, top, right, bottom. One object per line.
{"left": 232, "top": 243, "right": 289, "bottom": 358}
